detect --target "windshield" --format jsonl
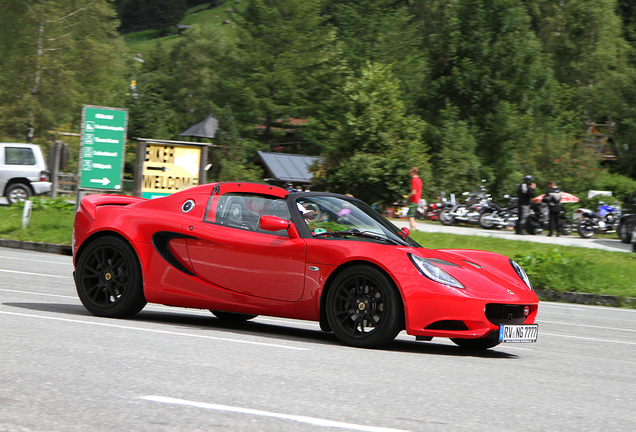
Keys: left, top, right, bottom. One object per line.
{"left": 295, "top": 195, "right": 420, "bottom": 247}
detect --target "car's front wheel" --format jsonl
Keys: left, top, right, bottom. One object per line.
{"left": 75, "top": 236, "right": 146, "bottom": 318}
{"left": 5, "top": 183, "right": 31, "bottom": 204}
{"left": 325, "top": 265, "right": 403, "bottom": 348}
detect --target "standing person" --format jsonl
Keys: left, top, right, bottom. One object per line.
{"left": 408, "top": 167, "right": 423, "bottom": 230}
{"left": 543, "top": 180, "right": 563, "bottom": 237}
{"left": 516, "top": 175, "right": 536, "bottom": 235}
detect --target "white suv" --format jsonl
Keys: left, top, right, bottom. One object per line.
{"left": 0, "top": 143, "right": 52, "bottom": 204}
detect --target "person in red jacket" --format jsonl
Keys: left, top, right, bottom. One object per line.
{"left": 408, "top": 167, "right": 423, "bottom": 230}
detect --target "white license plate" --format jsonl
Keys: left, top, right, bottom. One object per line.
{"left": 499, "top": 324, "right": 538, "bottom": 343}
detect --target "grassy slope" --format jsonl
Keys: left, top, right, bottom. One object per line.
{"left": 122, "top": 2, "right": 245, "bottom": 56}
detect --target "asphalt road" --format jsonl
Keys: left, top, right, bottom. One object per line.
{"left": 1, "top": 248, "right": 635, "bottom": 432}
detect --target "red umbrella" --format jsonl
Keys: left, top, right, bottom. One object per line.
{"left": 532, "top": 192, "right": 579, "bottom": 203}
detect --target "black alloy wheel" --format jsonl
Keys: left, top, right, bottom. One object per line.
{"left": 326, "top": 265, "right": 403, "bottom": 348}
{"left": 211, "top": 311, "right": 258, "bottom": 322}
{"left": 76, "top": 236, "right": 146, "bottom": 318}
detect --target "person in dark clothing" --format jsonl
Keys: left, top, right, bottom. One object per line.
{"left": 543, "top": 180, "right": 563, "bottom": 237}
{"left": 516, "top": 175, "right": 536, "bottom": 234}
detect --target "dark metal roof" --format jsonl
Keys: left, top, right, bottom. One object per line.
{"left": 178, "top": 115, "right": 218, "bottom": 139}
{"left": 255, "top": 151, "right": 323, "bottom": 184}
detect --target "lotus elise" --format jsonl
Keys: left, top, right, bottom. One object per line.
{"left": 72, "top": 181, "right": 539, "bottom": 349}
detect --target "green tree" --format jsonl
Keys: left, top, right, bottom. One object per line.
{"left": 0, "top": 0, "right": 127, "bottom": 141}
{"left": 142, "top": 0, "right": 187, "bottom": 34}
{"left": 423, "top": 0, "right": 561, "bottom": 194}
{"left": 230, "top": 0, "right": 337, "bottom": 147}
{"left": 424, "top": 106, "right": 483, "bottom": 196}
{"left": 312, "top": 63, "right": 431, "bottom": 205}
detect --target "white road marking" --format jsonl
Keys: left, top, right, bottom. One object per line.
{"left": 141, "top": 395, "right": 413, "bottom": 432}
{"left": 541, "top": 332, "right": 636, "bottom": 345}
{"left": 0, "top": 254, "right": 72, "bottom": 265}
{"left": 0, "top": 268, "right": 72, "bottom": 279}
{"left": 0, "top": 288, "right": 76, "bottom": 299}
{"left": 0, "top": 311, "right": 308, "bottom": 351}
{"left": 540, "top": 320, "right": 636, "bottom": 333}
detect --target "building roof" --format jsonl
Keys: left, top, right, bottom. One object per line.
{"left": 255, "top": 151, "right": 323, "bottom": 184}
{"left": 178, "top": 115, "right": 218, "bottom": 139}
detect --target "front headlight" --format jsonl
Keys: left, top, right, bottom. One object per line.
{"left": 510, "top": 259, "right": 533, "bottom": 291}
{"left": 409, "top": 254, "right": 464, "bottom": 289}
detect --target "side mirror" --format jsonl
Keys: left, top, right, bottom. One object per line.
{"left": 259, "top": 215, "right": 290, "bottom": 231}
{"left": 401, "top": 227, "right": 410, "bottom": 238}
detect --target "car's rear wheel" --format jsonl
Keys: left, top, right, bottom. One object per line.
{"left": 326, "top": 265, "right": 403, "bottom": 348}
{"left": 211, "top": 311, "right": 258, "bottom": 322}
{"left": 75, "top": 236, "right": 146, "bottom": 318}
{"left": 450, "top": 337, "right": 501, "bottom": 350}
{"left": 5, "top": 183, "right": 31, "bottom": 204}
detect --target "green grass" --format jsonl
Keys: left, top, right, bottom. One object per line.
{"left": 0, "top": 198, "right": 74, "bottom": 245}
{"left": 2, "top": 199, "right": 635, "bottom": 299}
{"left": 121, "top": 2, "right": 246, "bottom": 57}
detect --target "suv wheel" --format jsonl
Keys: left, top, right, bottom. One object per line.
{"left": 5, "top": 183, "right": 32, "bottom": 204}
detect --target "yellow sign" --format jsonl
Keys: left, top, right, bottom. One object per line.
{"left": 142, "top": 144, "right": 200, "bottom": 198}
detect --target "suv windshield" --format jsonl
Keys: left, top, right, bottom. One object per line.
{"left": 296, "top": 195, "right": 420, "bottom": 247}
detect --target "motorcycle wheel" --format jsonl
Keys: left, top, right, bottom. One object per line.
{"left": 559, "top": 218, "right": 573, "bottom": 236}
{"left": 478, "top": 212, "right": 495, "bottom": 229}
{"left": 439, "top": 209, "right": 455, "bottom": 226}
{"left": 525, "top": 216, "right": 542, "bottom": 235}
{"left": 618, "top": 220, "right": 634, "bottom": 244}
{"left": 577, "top": 219, "right": 595, "bottom": 238}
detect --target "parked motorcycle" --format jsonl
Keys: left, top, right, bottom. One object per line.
{"left": 525, "top": 202, "right": 573, "bottom": 235}
{"left": 439, "top": 183, "right": 489, "bottom": 226}
{"left": 574, "top": 201, "right": 621, "bottom": 238}
{"left": 478, "top": 195, "right": 519, "bottom": 229}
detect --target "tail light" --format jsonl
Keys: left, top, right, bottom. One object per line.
{"left": 40, "top": 170, "right": 50, "bottom": 182}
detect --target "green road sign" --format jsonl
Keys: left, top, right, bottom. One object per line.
{"left": 79, "top": 106, "right": 127, "bottom": 190}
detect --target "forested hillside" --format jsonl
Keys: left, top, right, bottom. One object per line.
{"left": 2, "top": 0, "right": 636, "bottom": 203}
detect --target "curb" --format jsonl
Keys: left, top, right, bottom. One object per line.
{"left": 1, "top": 240, "right": 634, "bottom": 308}
{"left": 0, "top": 239, "right": 72, "bottom": 256}
{"left": 535, "top": 289, "right": 636, "bottom": 308}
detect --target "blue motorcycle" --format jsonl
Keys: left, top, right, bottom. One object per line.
{"left": 575, "top": 201, "right": 621, "bottom": 238}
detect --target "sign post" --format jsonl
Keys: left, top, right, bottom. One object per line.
{"left": 78, "top": 105, "right": 127, "bottom": 194}
{"left": 132, "top": 138, "right": 213, "bottom": 199}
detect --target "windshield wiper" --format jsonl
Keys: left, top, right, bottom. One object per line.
{"left": 313, "top": 229, "right": 407, "bottom": 246}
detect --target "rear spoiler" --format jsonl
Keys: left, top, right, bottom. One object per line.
{"left": 80, "top": 194, "right": 146, "bottom": 220}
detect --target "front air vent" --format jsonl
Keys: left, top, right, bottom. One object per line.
{"left": 485, "top": 304, "right": 527, "bottom": 325}
{"left": 424, "top": 320, "right": 468, "bottom": 331}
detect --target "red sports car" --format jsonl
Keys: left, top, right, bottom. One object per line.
{"left": 72, "top": 181, "right": 538, "bottom": 349}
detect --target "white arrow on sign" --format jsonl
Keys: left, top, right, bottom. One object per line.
{"left": 90, "top": 177, "right": 111, "bottom": 186}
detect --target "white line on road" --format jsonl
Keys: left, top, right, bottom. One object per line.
{"left": 541, "top": 332, "right": 636, "bottom": 345}
{"left": 141, "top": 395, "right": 413, "bottom": 432}
{"left": 0, "top": 268, "right": 72, "bottom": 279}
{"left": 0, "top": 310, "right": 309, "bottom": 351}
{"left": 540, "top": 319, "right": 636, "bottom": 332}
{"left": 0, "top": 254, "right": 72, "bottom": 265}
{"left": 0, "top": 288, "right": 76, "bottom": 299}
